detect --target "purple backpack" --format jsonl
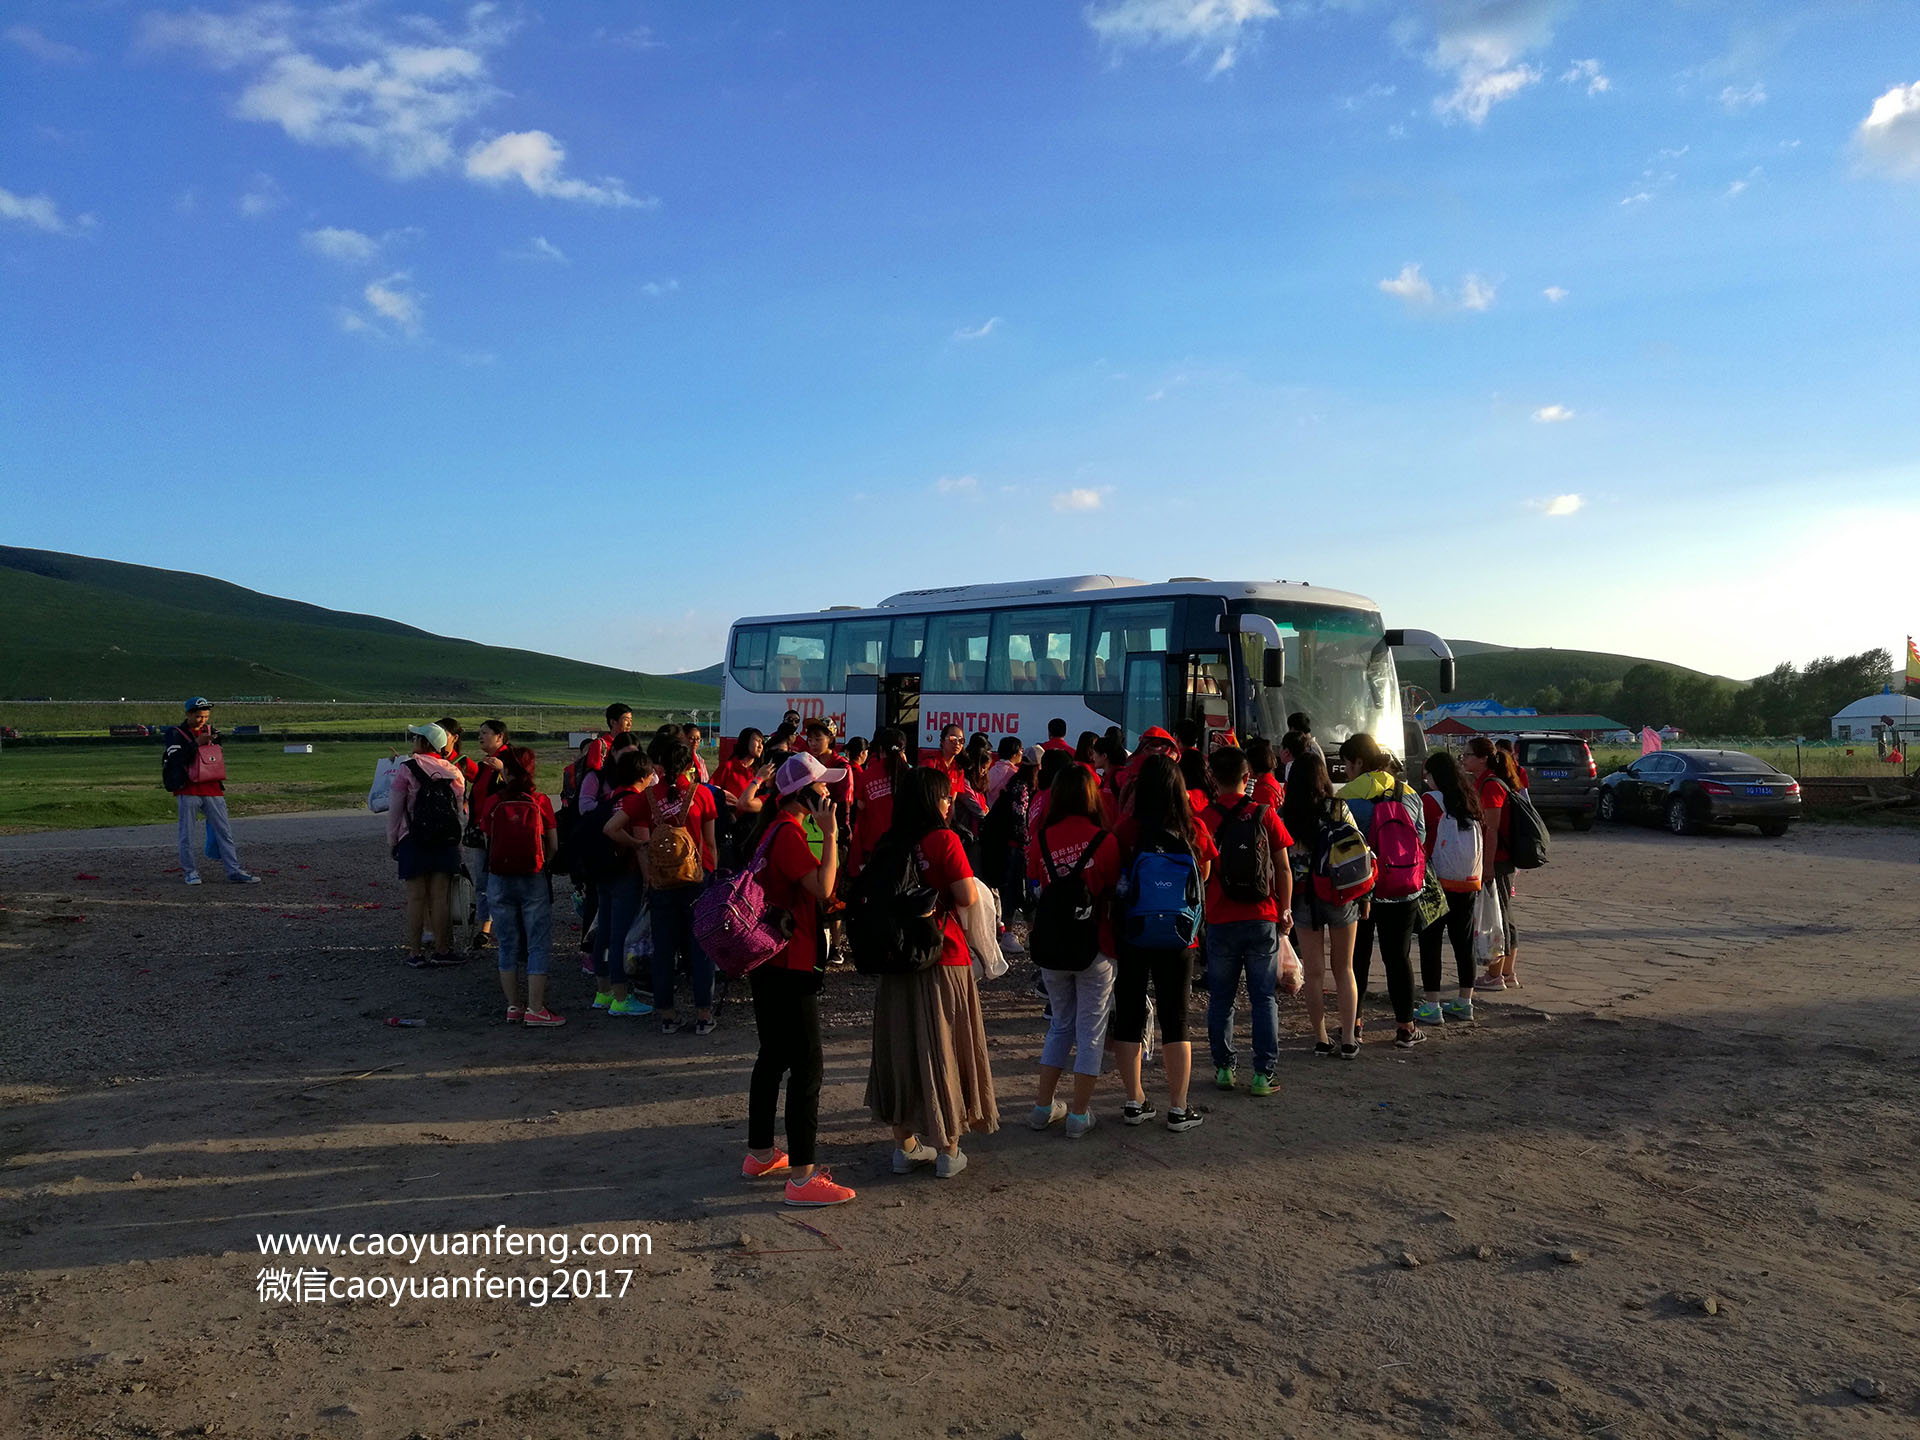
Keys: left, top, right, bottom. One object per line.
{"left": 1367, "top": 781, "right": 1426, "bottom": 900}
{"left": 693, "top": 831, "right": 791, "bottom": 979}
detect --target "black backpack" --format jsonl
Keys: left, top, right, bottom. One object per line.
{"left": 1210, "top": 798, "right": 1275, "bottom": 904}
{"left": 567, "top": 788, "right": 628, "bottom": 884}
{"left": 1028, "top": 825, "right": 1105, "bottom": 973}
{"left": 406, "top": 760, "right": 463, "bottom": 849}
{"left": 846, "top": 834, "right": 945, "bottom": 976}
{"left": 1501, "top": 781, "right": 1551, "bottom": 871}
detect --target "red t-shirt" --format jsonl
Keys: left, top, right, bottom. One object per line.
{"left": 851, "top": 760, "right": 897, "bottom": 873}
{"left": 1113, "top": 817, "right": 1218, "bottom": 950}
{"left": 1026, "top": 814, "right": 1122, "bottom": 957}
{"left": 1195, "top": 798, "right": 1295, "bottom": 925}
{"left": 1041, "top": 737, "right": 1073, "bottom": 753}
{"left": 714, "top": 758, "right": 760, "bottom": 801}
{"left": 630, "top": 777, "right": 719, "bottom": 872}
{"left": 761, "top": 812, "right": 823, "bottom": 974}
{"left": 912, "top": 826, "right": 975, "bottom": 967}
{"left": 468, "top": 760, "right": 504, "bottom": 828}
{"left": 1251, "top": 773, "right": 1284, "bottom": 808}
{"left": 1478, "top": 776, "right": 1510, "bottom": 865}
{"left": 447, "top": 749, "right": 480, "bottom": 787}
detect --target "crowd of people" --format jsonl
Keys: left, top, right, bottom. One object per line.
{"left": 378, "top": 702, "right": 1535, "bottom": 1209}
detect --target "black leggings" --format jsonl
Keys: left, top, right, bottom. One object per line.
{"left": 1419, "top": 889, "right": 1477, "bottom": 993}
{"left": 1112, "top": 945, "right": 1193, "bottom": 1044}
{"left": 1352, "top": 902, "right": 1417, "bottom": 1025}
{"left": 748, "top": 966, "right": 824, "bottom": 1166}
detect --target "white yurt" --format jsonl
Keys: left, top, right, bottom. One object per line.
{"left": 1829, "top": 689, "right": 1920, "bottom": 741}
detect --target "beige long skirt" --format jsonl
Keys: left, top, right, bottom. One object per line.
{"left": 866, "top": 964, "right": 1000, "bottom": 1148}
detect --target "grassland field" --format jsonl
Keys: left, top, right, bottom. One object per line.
{"left": 0, "top": 702, "right": 712, "bottom": 740}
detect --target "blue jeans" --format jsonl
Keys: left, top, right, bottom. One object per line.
{"left": 594, "top": 872, "right": 644, "bottom": 986}
{"left": 650, "top": 884, "right": 714, "bottom": 1014}
{"left": 488, "top": 872, "right": 552, "bottom": 977}
{"left": 1205, "top": 919, "right": 1280, "bottom": 1075}
{"left": 1040, "top": 955, "right": 1115, "bottom": 1077}
{"left": 176, "top": 795, "right": 244, "bottom": 879}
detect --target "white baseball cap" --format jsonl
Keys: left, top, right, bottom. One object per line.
{"left": 775, "top": 752, "right": 846, "bottom": 797}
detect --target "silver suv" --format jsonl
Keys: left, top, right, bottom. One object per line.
{"left": 1511, "top": 733, "right": 1597, "bottom": 830}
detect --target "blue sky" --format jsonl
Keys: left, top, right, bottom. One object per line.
{"left": 4, "top": 1, "right": 1918, "bottom": 680}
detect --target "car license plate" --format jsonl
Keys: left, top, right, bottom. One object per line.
{"left": 1744, "top": 785, "right": 1773, "bottom": 796}
{"left": 1540, "top": 770, "right": 1569, "bottom": 779}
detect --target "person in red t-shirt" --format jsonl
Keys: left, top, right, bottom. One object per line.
{"left": 1495, "top": 738, "right": 1529, "bottom": 793}
{"left": 1040, "top": 718, "right": 1073, "bottom": 753}
{"left": 1245, "top": 735, "right": 1285, "bottom": 809}
{"left": 584, "top": 702, "right": 635, "bottom": 776}
{"left": 163, "top": 697, "right": 260, "bottom": 885}
{"left": 1196, "top": 747, "right": 1295, "bottom": 1094}
{"left": 1115, "top": 725, "right": 1181, "bottom": 815}
{"left": 850, "top": 730, "right": 908, "bottom": 875}
{"left": 591, "top": 750, "right": 655, "bottom": 1018}
{"left": 629, "top": 735, "right": 720, "bottom": 1034}
{"left": 1025, "top": 766, "right": 1122, "bottom": 1136}
{"left": 866, "top": 765, "right": 1001, "bottom": 1178}
{"left": 1110, "top": 753, "right": 1215, "bottom": 1133}
{"left": 1464, "top": 738, "right": 1522, "bottom": 991}
{"left": 462, "top": 719, "right": 510, "bottom": 951}
{"left": 922, "top": 722, "right": 966, "bottom": 780}
{"left": 714, "top": 727, "right": 766, "bottom": 804}
{"left": 743, "top": 752, "right": 855, "bottom": 1208}
{"left": 482, "top": 746, "right": 563, "bottom": 1027}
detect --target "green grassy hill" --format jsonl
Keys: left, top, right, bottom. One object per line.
{"left": 1394, "top": 644, "right": 1733, "bottom": 708}
{"left": 0, "top": 547, "right": 718, "bottom": 708}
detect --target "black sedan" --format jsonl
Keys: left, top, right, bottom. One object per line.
{"left": 1598, "top": 749, "right": 1802, "bottom": 836}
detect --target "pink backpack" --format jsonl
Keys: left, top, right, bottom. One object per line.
{"left": 692, "top": 830, "right": 791, "bottom": 979}
{"left": 1368, "top": 782, "right": 1427, "bottom": 900}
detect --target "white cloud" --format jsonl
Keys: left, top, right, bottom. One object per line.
{"left": 5, "top": 24, "right": 89, "bottom": 65}
{"left": 1424, "top": 0, "right": 1557, "bottom": 126}
{"left": 1620, "top": 190, "right": 1652, "bottom": 206}
{"left": 1378, "top": 262, "right": 1436, "bottom": 308}
{"left": 1533, "top": 493, "right": 1585, "bottom": 516}
{"left": 465, "top": 130, "right": 649, "bottom": 206}
{"left": 301, "top": 225, "right": 378, "bottom": 263}
{"left": 1340, "top": 82, "right": 1397, "bottom": 110}
{"left": 1378, "top": 262, "right": 1496, "bottom": 314}
{"left": 1085, "top": 0, "right": 1280, "bottom": 77}
{"left": 935, "top": 475, "right": 980, "bottom": 496}
{"left": 1856, "top": 82, "right": 1920, "bottom": 180}
{"left": 596, "top": 25, "right": 664, "bottom": 52}
{"left": 362, "top": 271, "right": 423, "bottom": 336}
{"left": 953, "top": 316, "right": 1002, "bottom": 341}
{"left": 1458, "top": 272, "right": 1497, "bottom": 311}
{"left": 237, "top": 172, "right": 285, "bottom": 217}
{"left": 1542, "top": 285, "right": 1568, "bottom": 302}
{"left": 509, "top": 235, "right": 568, "bottom": 263}
{"left": 641, "top": 278, "right": 680, "bottom": 297}
{"left": 1560, "top": 58, "right": 1609, "bottom": 95}
{"left": 1532, "top": 404, "right": 1575, "bottom": 423}
{"left": 148, "top": 5, "right": 642, "bottom": 203}
{"left": 1052, "top": 487, "right": 1107, "bottom": 513}
{"left": 1719, "top": 83, "right": 1767, "bottom": 113}
{"left": 0, "top": 184, "right": 94, "bottom": 236}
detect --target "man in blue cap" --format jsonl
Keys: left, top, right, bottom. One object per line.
{"left": 162, "top": 697, "right": 260, "bottom": 885}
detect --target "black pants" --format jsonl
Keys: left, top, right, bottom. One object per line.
{"left": 1419, "top": 889, "right": 1477, "bottom": 993}
{"left": 1112, "top": 944, "right": 1193, "bottom": 1044}
{"left": 1352, "top": 902, "right": 1417, "bottom": 1025}
{"left": 748, "top": 966, "right": 824, "bottom": 1166}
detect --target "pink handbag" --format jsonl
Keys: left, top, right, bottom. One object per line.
{"left": 187, "top": 742, "right": 227, "bottom": 785}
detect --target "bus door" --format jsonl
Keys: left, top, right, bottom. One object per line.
{"left": 1183, "top": 652, "right": 1235, "bottom": 749}
{"left": 883, "top": 673, "right": 920, "bottom": 737}
{"left": 1121, "top": 654, "right": 1171, "bottom": 748}
{"left": 843, "top": 675, "right": 881, "bottom": 744}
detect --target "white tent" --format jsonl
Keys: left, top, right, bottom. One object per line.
{"left": 1830, "top": 690, "right": 1920, "bottom": 741}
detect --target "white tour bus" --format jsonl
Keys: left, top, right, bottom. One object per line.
{"left": 720, "top": 575, "right": 1455, "bottom": 762}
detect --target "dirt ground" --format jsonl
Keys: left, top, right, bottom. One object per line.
{"left": 2, "top": 813, "right": 1917, "bottom": 1440}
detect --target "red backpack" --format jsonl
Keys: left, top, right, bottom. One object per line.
{"left": 485, "top": 794, "right": 547, "bottom": 876}
{"left": 1367, "top": 781, "right": 1426, "bottom": 900}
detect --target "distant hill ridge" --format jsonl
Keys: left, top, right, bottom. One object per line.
{"left": 0, "top": 547, "right": 718, "bottom": 707}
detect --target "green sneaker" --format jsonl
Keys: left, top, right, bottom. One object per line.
{"left": 1442, "top": 997, "right": 1475, "bottom": 1021}
{"left": 1250, "top": 1072, "right": 1278, "bottom": 1098}
{"left": 609, "top": 996, "right": 654, "bottom": 1017}
{"left": 1214, "top": 1066, "right": 1236, "bottom": 1092}
{"left": 1413, "top": 1000, "right": 1445, "bottom": 1026}
{"left": 591, "top": 992, "right": 612, "bottom": 1011}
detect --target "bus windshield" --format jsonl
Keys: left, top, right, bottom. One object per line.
{"left": 1240, "top": 603, "right": 1402, "bottom": 754}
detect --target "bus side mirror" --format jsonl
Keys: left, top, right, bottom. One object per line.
{"left": 1439, "top": 658, "right": 1456, "bottom": 694}
{"left": 1263, "top": 649, "right": 1285, "bottom": 688}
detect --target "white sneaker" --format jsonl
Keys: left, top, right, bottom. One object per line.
{"left": 1064, "top": 1111, "right": 1097, "bottom": 1140}
{"left": 892, "top": 1142, "right": 935, "bottom": 1175}
{"left": 1028, "top": 1100, "right": 1067, "bottom": 1131}
{"left": 183, "top": 874, "right": 202, "bottom": 886}
{"left": 935, "top": 1150, "right": 968, "bottom": 1180}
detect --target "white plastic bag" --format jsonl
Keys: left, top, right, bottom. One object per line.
{"left": 367, "top": 756, "right": 399, "bottom": 813}
{"left": 960, "top": 883, "right": 1008, "bottom": 981}
{"left": 622, "top": 904, "right": 654, "bottom": 977}
{"left": 1278, "top": 934, "right": 1305, "bottom": 996}
{"left": 1472, "top": 885, "right": 1504, "bottom": 963}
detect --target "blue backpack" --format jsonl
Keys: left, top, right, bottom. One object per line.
{"left": 1120, "top": 831, "right": 1203, "bottom": 950}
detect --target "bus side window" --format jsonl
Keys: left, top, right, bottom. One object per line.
{"left": 772, "top": 623, "right": 831, "bottom": 693}
{"left": 730, "top": 627, "right": 769, "bottom": 691}
{"left": 990, "top": 607, "right": 1087, "bottom": 695}
{"left": 925, "top": 613, "right": 991, "bottom": 694}
{"left": 830, "top": 619, "right": 890, "bottom": 688}
{"left": 1090, "top": 602, "right": 1172, "bottom": 694}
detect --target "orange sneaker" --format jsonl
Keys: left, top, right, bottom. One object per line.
{"left": 783, "top": 1169, "right": 856, "bottom": 1207}
{"left": 741, "top": 1150, "right": 790, "bottom": 1179}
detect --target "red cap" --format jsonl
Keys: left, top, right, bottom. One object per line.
{"left": 1139, "top": 726, "right": 1181, "bottom": 755}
